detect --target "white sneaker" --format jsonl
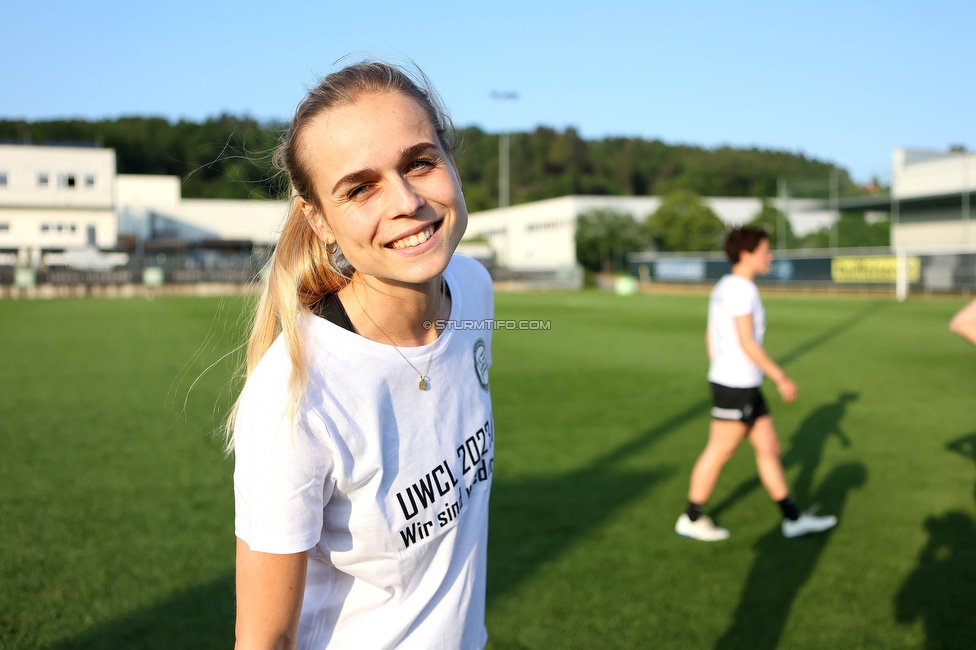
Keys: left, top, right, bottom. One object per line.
{"left": 782, "top": 506, "right": 838, "bottom": 538}
{"left": 675, "top": 514, "right": 730, "bottom": 541}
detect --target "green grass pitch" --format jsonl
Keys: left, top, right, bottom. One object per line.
{"left": 0, "top": 291, "right": 973, "bottom": 649}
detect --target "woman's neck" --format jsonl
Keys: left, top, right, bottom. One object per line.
{"left": 732, "top": 262, "right": 756, "bottom": 281}
{"left": 337, "top": 274, "right": 449, "bottom": 347}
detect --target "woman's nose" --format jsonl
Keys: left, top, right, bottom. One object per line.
{"left": 388, "top": 175, "right": 425, "bottom": 217}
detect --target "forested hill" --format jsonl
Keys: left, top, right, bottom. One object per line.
{"left": 0, "top": 116, "right": 284, "bottom": 201}
{"left": 0, "top": 117, "right": 854, "bottom": 210}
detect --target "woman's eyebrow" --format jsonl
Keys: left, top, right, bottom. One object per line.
{"left": 399, "top": 142, "right": 439, "bottom": 160}
{"left": 332, "top": 168, "right": 377, "bottom": 195}
{"left": 330, "top": 142, "right": 440, "bottom": 195}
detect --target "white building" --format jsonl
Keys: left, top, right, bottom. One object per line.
{"left": 0, "top": 143, "right": 288, "bottom": 270}
{"left": 889, "top": 147, "right": 975, "bottom": 249}
{"left": 116, "top": 174, "right": 286, "bottom": 246}
{"left": 0, "top": 144, "right": 118, "bottom": 266}
{"left": 828, "top": 147, "right": 975, "bottom": 252}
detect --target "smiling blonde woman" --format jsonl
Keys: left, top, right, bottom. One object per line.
{"left": 229, "top": 61, "right": 495, "bottom": 650}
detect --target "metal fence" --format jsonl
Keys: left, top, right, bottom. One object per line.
{"left": 629, "top": 248, "right": 976, "bottom": 295}
{"left": 0, "top": 246, "right": 270, "bottom": 290}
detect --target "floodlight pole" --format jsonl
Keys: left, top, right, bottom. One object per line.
{"left": 776, "top": 177, "right": 788, "bottom": 251}
{"left": 829, "top": 168, "right": 839, "bottom": 250}
{"left": 892, "top": 191, "right": 907, "bottom": 302}
{"left": 963, "top": 151, "right": 970, "bottom": 246}
{"left": 491, "top": 91, "right": 519, "bottom": 208}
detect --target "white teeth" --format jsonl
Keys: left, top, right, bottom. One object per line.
{"left": 391, "top": 223, "right": 436, "bottom": 250}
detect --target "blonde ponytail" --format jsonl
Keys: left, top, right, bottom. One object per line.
{"left": 224, "top": 196, "right": 348, "bottom": 451}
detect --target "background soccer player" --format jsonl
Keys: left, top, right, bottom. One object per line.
{"left": 675, "top": 227, "right": 838, "bottom": 541}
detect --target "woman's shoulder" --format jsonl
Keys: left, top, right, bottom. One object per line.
{"left": 252, "top": 332, "right": 292, "bottom": 374}
{"left": 447, "top": 255, "right": 493, "bottom": 311}
{"left": 719, "top": 273, "right": 758, "bottom": 294}
{"left": 448, "top": 254, "right": 492, "bottom": 286}
{"left": 239, "top": 335, "right": 292, "bottom": 407}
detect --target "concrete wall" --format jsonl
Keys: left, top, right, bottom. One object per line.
{"left": 177, "top": 199, "right": 287, "bottom": 245}
{"left": 892, "top": 220, "right": 976, "bottom": 250}
{"left": 893, "top": 147, "right": 976, "bottom": 199}
{"left": 115, "top": 174, "right": 287, "bottom": 245}
{"left": 0, "top": 207, "right": 116, "bottom": 262}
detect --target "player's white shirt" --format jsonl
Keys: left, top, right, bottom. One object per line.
{"left": 707, "top": 273, "right": 766, "bottom": 388}
{"left": 234, "top": 255, "right": 494, "bottom": 650}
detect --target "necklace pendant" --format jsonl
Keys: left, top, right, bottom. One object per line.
{"left": 419, "top": 377, "right": 429, "bottom": 391}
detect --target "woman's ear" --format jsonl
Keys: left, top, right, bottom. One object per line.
{"left": 299, "top": 197, "right": 335, "bottom": 245}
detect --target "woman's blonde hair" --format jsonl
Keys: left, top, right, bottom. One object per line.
{"left": 225, "top": 60, "right": 455, "bottom": 450}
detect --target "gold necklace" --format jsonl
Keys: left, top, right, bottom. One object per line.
{"left": 353, "top": 279, "right": 444, "bottom": 391}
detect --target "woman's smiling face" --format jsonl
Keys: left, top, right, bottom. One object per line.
{"left": 299, "top": 91, "right": 467, "bottom": 288}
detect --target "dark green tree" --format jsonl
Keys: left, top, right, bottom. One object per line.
{"left": 575, "top": 209, "right": 649, "bottom": 272}
{"left": 0, "top": 116, "right": 284, "bottom": 199}
{"left": 801, "top": 213, "right": 890, "bottom": 248}
{"left": 1, "top": 118, "right": 859, "bottom": 206}
{"left": 644, "top": 190, "right": 726, "bottom": 252}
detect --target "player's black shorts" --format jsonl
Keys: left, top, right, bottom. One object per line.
{"left": 709, "top": 382, "right": 769, "bottom": 427}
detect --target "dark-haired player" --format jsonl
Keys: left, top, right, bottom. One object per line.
{"left": 675, "top": 227, "right": 838, "bottom": 541}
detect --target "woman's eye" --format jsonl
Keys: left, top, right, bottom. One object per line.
{"left": 408, "top": 158, "right": 436, "bottom": 172}
{"left": 348, "top": 184, "right": 370, "bottom": 198}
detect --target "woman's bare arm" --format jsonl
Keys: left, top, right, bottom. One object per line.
{"left": 734, "top": 314, "right": 797, "bottom": 403}
{"left": 235, "top": 538, "right": 308, "bottom": 650}
{"left": 949, "top": 299, "right": 976, "bottom": 346}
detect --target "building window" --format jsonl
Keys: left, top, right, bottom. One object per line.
{"left": 0, "top": 223, "right": 9, "bottom": 233}
{"left": 478, "top": 227, "right": 508, "bottom": 238}
{"left": 59, "top": 174, "right": 76, "bottom": 188}
{"left": 39, "top": 223, "right": 78, "bottom": 234}
{"left": 0, "top": 172, "right": 7, "bottom": 187}
{"left": 38, "top": 173, "right": 49, "bottom": 187}
{"left": 527, "top": 220, "right": 572, "bottom": 232}
{"left": 85, "top": 175, "right": 95, "bottom": 188}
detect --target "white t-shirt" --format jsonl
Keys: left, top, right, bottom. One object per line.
{"left": 234, "top": 255, "right": 494, "bottom": 650}
{"left": 706, "top": 273, "right": 766, "bottom": 388}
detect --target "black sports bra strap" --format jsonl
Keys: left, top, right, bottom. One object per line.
{"left": 313, "top": 293, "right": 355, "bottom": 332}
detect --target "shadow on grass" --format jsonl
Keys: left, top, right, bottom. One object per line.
{"left": 774, "top": 301, "right": 886, "bottom": 368}
{"left": 488, "top": 466, "right": 674, "bottom": 602}
{"left": 894, "top": 432, "right": 976, "bottom": 649}
{"left": 46, "top": 573, "right": 234, "bottom": 650}
{"left": 714, "top": 462, "right": 867, "bottom": 650}
{"left": 946, "top": 432, "right": 976, "bottom": 502}
{"left": 709, "top": 392, "right": 857, "bottom": 522}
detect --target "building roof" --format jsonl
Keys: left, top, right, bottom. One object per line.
{"left": 832, "top": 190, "right": 976, "bottom": 213}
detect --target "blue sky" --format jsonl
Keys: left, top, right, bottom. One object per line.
{"left": 2, "top": 0, "right": 973, "bottom": 183}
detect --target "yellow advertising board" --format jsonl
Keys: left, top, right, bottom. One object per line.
{"left": 831, "top": 256, "right": 920, "bottom": 283}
